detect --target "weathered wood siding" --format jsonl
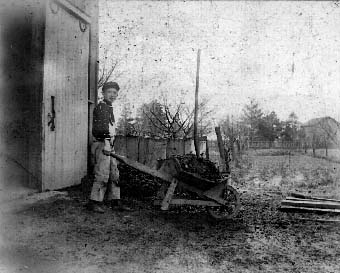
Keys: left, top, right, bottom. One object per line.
{"left": 63, "top": 0, "right": 99, "bottom": 168}
{"left": 0, "top": 1, "right": 43, "bottom": 190}
{"left": 42, "top": 1, "right": 90, "bottom": 190}
{"left": 0, "top": 0, "right": 98, "bottom": 192}
{"left": 28, "top": 2, "right": 46, "bottom": 189}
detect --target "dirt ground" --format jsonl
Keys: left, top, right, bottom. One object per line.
{"left": 1, "top": 150, "right": 340, "bottom": 273}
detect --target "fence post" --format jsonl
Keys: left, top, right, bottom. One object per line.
{"left": 215, "top": 127, "right": 227, "bottom": 173}
{"left": 206, "top": 140, "right": 209, "bottom": 159}
{"left": 137, "top": 136, "right": 141, "bottom": 162}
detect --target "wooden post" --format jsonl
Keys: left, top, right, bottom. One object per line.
{"left": 206, "top": 139, "right": 209, "bottom": 159}
{"left": 193, "top": 49, "right": 201, "bottom": 158}
{"left": 161, "top": 179, "right": 178, "bottom": 211}
{"left": 215, "top": 127, "right": 227, "bottom": 172}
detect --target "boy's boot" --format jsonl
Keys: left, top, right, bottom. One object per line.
{"left": 111, "top": 199, "right": 133, "bottom": 212}
{"left": 86, "top": 200, "right": 105, "bottom": 213}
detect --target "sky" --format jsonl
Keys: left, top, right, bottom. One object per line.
{"left": 99, "top": 0, "right": 340, "bottom": 124}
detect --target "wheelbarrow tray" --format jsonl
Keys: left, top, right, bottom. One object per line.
{"left": 111, "top": 152, "right": 221, "bottom": 195}
{"left": 175, "top": 170, "right": 218, "bottom": 191}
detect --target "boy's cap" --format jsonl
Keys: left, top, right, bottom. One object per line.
{"left": 102, "top": 81, "right": 120, "bottom": 92}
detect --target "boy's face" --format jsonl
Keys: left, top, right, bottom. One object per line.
{"left": 103, "top": 87, "right": 119, "bottom": 103}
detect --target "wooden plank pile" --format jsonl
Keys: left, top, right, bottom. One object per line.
{"left": 280, "top": 193, "right": 340, "bottom": 214}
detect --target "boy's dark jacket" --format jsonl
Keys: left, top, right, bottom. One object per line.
{"left": 92, "top": 99, "right": 115, "bottom": 140}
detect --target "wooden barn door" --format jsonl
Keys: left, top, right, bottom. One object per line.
{"left": 42, "top": 1, "right": 90, "bottom": 190}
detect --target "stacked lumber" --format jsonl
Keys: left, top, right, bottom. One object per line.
{"left": 280, "top": 193, "right": 340, "bottom": 214}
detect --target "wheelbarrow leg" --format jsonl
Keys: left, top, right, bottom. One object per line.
{"left": 156, "top": 183, "right": 168, "bottom": 200}
{"left": 161, "top": 179, "right": 178, "bottom": 211}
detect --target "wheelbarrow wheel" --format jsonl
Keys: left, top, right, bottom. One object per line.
{"left": 207, "top": 185, "right": 240, "bottom": 221}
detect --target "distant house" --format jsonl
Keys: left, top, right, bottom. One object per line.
{"left": 301, "top": 117, "right": 340, "bottom": 148}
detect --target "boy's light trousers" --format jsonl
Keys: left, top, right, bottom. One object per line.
{"left": 90, "top": 141, "right": 120, "bottom": 202}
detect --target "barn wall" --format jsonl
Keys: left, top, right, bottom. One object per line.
{"left": 0, "top": 0, "right": 99, "bottom": 192}
{"left": 67, "top": 0, "right": 99, "bottom": 166}
{"left": 0, "top": 1, "right": 44, "bottom": 190}
{"left": 87, "top": 0, "right": 99, "bottom": 164}
{"left": 28, "top": 2, "right": 46, "bottom": 190}
{"left": 41, "top": 0, "right": 98, "bottom": 190}
{"left": 65, "top": 0, "right": 99, "bottom": 138}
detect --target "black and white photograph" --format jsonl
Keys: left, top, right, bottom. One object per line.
{"left": 1, "top": 0, "right": 340, "bottom": 272}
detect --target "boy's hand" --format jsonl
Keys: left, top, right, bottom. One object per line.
{"left": 110, "top": 138, "right": 115, "bottom": 147}
{"left": 103, "top": 139, "right": 111, "bottom": 156}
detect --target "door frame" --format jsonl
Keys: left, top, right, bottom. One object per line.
{"left": 54, "top": 0, "right": 92, "bottom": 24}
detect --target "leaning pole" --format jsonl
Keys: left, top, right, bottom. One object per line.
{"left": 194, "top": 49, "right": 201, "bottom": 158}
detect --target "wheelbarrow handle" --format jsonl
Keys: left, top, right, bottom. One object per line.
{"left": 110, "top": 152, "right": 175, "bottom": 183}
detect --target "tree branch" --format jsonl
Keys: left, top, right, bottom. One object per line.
{"left": 144, "top": 111, "right": 166, "bottom": 132}
{"left": 148, "top": 109, "right": 168, "bottom": 130}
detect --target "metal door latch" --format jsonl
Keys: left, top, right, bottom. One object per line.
{"left": 48, "top": 96, "right": 55, "bottom": 131}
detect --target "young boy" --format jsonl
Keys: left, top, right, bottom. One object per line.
{"left": 87, "top": 81, "right": 132, "bottom": 213}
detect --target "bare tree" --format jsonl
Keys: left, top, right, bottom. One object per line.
{"left": 145, "top": 102, "right": 191, "bottom": 139}
{"left": 315, "top": 118, "right": 339, "bottom": 147}
{"left": 97, "top": 50, "right": 125, "bottom": 88}
{"left": 302, "top": 117, "right": 340, "bottom": 157}
{"left": 176, "top": 98, "right": 213, "bottom": 139}
{"left": 135, "top": 97, "right": 212, "bottom": 140}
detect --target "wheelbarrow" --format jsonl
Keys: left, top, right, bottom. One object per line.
{"left": 111, "top": 153, "right": 240, "bottom": 221}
